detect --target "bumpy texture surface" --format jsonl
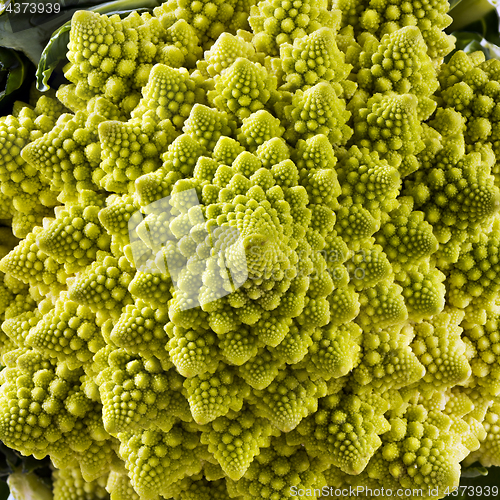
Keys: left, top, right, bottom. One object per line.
{"left": 1, "top": 1, "right": 500, "bottom": 500}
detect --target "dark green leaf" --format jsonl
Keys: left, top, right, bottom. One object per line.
{"left": 20, "top": 456, "right": 47, "bottom": 475}
{"left": 448, "top": 0, "right": 466, "bottom": 12}
{"left": 448, "top": 0, "right": 497, "bottom": 32}
{"left": 35, "top": 23, "right": 71, "bottom": 92}
{"left": 448, "top": 30, "right": 500, "bottom": 60}
{"left": 0, "top": 46, "right": 29, "bottom": 101}
{"left": 0, "top": 443, "right": 21, "bottom": 467}
{"left": 0, "top": 480, "right": 9, "bottom": 500}
{"left": 77, "top": 0, "right": 161, "bottom": 13}
{"left": 461, "top": 9, "right": 500, "bottom": 43}
{"left": 461, "top": 465, "right": 489, "bottom": 478}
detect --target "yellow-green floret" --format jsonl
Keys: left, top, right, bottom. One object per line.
{"left": 1, "top": 1, "right": 500, "bottom": 500}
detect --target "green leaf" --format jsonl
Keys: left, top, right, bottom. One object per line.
{"left": 0, "top": 481, "right": 9, "bottom": 500}
{"left": 448, "top": 0, "right": 466, "bottom": 11}
{"left": 460, "top": 465, "right": 489, "bottom": 478}
{"left": 34, "top": 22, "right": 70, "bottom": 92}
{"left": 446, "top": 0, "right": 500, "bottom": 60}
{"left": 20, "top": 457, "right": 47, "bottom": 475}
{"left": 448, "top": 0, "right": 497, "bottom": 32}
{"left": 449, "top": 30, "right": 500, "bottom": 59}
{"left": 0, "top": 443, "right": 21, "bottom": 468}
{"left": 36, "top": 2, "right": 159, "bottom": 92}
{"left": 0, "top": 46, "right": 29, "bottom": 101}
{"left": 7, "top": 473, "right": 52, "bottom": 500}
{"left": 78, "top": 0, "right": 161, "bottom": 13}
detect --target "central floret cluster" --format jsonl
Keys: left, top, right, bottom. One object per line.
{"left": 1, "top": 1, "right": 500, "bottom": 500}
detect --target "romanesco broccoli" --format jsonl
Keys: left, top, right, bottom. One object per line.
{"left": 1, "top": 1, "right": 500, "bottom": 499}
